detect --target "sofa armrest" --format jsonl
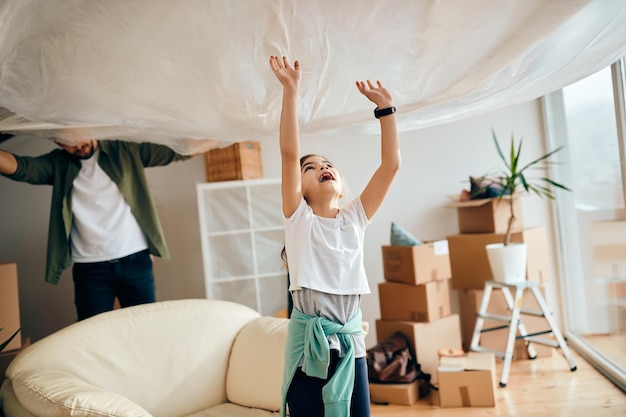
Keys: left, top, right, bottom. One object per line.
{"left": 1, "top": 379, "right": 36, "bottom": 417}
{"left": 10, "top": 369, "right": 152, "bottom": 417}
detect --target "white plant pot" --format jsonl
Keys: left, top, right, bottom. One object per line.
{"left": 485, "top": 242, "right": 527, "bottom": 284}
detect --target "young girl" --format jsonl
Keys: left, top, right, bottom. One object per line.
{"left": 269, "top": 55, "right": 400, "bottom": 417}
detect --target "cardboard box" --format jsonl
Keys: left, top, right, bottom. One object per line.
{"left": 369, "top": 380, "right": 421, "bottom": 405}
{"left": 382, "top": 241, "right": 451, "bottom": 285}
{"left": 0, "top": 263, "right": 21, "bottom": 352}
{"left": 0, "top": 336, "right": 29, "bottom": 377}
{"left": 437, "top": 352, "right": 496, "bottom": 407}
{"left": 376, "top": 314, "right": 462, "bottom": 384}
{"left": 458, "top": 287, "right": 552, "bottom": 358}
{"left": 447, "top": 226, "right": 551, "bottom": 290}
{"left": 204, "top": 141, "right": 263, "bottom": 182}
{"left": 378, "top": 280, "right": 451, "bottom": 323}
{"left": 448, "top": 197, "right": 523, "bottom": 234}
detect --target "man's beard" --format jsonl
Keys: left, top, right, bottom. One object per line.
{"left": 75, "top": 144, "right": 95, "bottom": 159}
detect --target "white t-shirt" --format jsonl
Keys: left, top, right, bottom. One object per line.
{"left": 70, "top": 149, "right": 148, "bottom": 262}
{"left": 284, "top": 197, "right": 371, "bottom": 295}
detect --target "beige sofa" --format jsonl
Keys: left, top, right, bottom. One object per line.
{"left": 0, "top": 299, "right": 288, "bottom": 417}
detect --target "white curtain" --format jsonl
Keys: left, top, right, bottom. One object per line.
{"left": 0, "top": 0, "right": 625, "bottom": 153}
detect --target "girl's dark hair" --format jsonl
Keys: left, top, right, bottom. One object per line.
{"left": 300, "top": 153, "right": 332, "bottom": 167}
{"left": 281, "top": 246, "right": 288, "bottom": 268}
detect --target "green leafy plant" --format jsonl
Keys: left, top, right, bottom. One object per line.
{"left": 0, "top": 327, "right": 21, "bottom": 352}
{"left": 474, "top": 129, "right": 570, "bottom": 246}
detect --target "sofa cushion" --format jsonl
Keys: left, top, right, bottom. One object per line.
{"left": 188, "top": 402, "right": 278, "bottom": 417}
{"left": 226, "top": 317, "right": 288, "bottom": 412}
{"left": 6, "top": 299, "right": 260, "bottom": 417}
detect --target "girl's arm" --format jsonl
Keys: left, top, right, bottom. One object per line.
{"left": 269, "top": 56, "right": 302, "bottom": 218}
{"left": 356, "top": 80, "right": 401, "bottom": 220}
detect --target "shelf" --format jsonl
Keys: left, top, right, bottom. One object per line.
{"left": 197, "top": 178, "right": 288, "bottom": 316}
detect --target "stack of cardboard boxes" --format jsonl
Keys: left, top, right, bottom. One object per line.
{"left": 370, "top": 240, "right": 463, "bottom": 405}
{"left": 0, "top": 263, "right": 26, "bottom": 376}
{"left": 446, "top": 197, "right": 553, "bottom": 358}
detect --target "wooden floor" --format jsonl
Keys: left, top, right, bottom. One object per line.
{"left": 585, "top": 333, "right": 626, "bottom": 371}
{"left": 371, "top": 350, "right": 625, "bottom": 417}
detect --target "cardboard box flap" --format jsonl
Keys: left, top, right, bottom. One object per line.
{"left": 465, "top": 352, "right": 494, "bottom": 371}
{"left": 439, "top": 352, "right": 494, "bottom": 372}
{"left": 438, "top": 348, "right": 465, "bottom": 358}
{"left": 438, "top": 356, "right": 466, "bottom": 372}
{"left": 445, "top": 195, "right": 519, "bottom": 208}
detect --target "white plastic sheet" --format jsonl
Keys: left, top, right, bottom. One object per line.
{"left": 0, "top": 0, "right": 625, "bottom": 153}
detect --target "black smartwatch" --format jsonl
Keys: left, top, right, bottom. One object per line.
{"left": 374, "top": 106, "right": 396, "bottom": 119}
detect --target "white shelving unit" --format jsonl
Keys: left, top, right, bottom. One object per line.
{"left": 196, "top": 178, "right": 288, "bottom": 316}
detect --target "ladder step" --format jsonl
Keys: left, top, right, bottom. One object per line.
{"left": 520, "top": 336, "right": 559, "bottom": 348}
{"left": 481, "top": 324, "right": 509, "bottom": 333}
{"left": 477, "top": 312, "right": 513, "bottom": 322}
{"left": 480, "top": 308, "right": 545, "bottom": 318}
{"left": 517, "top": 329, "right": 553, "bottom": 338}
{"left": 518, "top": 307, "right": 545, "bottom": 317}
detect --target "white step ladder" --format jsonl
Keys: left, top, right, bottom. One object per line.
{"left": 469, "top": 280, "right": 577, "bottom": 387}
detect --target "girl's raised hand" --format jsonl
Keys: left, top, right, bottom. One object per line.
{"left": 269, "top": 56, "right": 301, "bottom": 90}
{"left": 356, "top": 80, "right": 393, "bottom": 109}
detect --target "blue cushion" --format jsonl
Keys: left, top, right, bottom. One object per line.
{"left": 390, "top": 222, "right": 423, "bottom": 246}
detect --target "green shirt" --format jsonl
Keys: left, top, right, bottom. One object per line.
{"left": 2, "top": 140, "right": 190, "bottom": 284}
{"left": 281, "top": 307, "right": 363, "bottom": 417}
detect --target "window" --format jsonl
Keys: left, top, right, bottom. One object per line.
{"left": 543, "top": 58, "right": 626, "bottom": 390}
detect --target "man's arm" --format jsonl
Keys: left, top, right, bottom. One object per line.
{"left": 117, "top": 141, "right": 192, "bottom": 167}
{"left": 0, "top": 149, "right": 58, "bottom": 185}
{"left": 0, "top": 150, "right": 18, "bottom": 175}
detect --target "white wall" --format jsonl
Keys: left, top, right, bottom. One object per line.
{"left": 0, "top": 97, "right": 559, "bottom": 347}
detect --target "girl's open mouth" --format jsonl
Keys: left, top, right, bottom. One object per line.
{"left": 319, "top": 172, "right": 334, "bottom": 182}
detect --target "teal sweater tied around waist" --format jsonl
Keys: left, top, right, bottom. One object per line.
{"left": 281, "top": 307, "right": 363, "bottom": 417}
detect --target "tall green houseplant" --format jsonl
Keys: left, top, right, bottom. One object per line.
{"left": 479, "top": 129, "right": 570, "bottom": 245}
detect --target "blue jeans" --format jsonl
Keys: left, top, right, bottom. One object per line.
{"left": 286, "top": 353, "right": 370, "bottom": 417}
{"left": 72, "top": 249, "right": 155, "bottom": 321}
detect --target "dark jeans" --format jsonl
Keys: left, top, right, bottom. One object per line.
{"left": 72, "top": 249, "right": 155, "bottom": 321}
{"left": 287, "top": 353, "right": 370, "bottom": 417}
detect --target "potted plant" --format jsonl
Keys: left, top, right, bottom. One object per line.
{"left": 475, "top": 129, "right": 570, "bottom": 283}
